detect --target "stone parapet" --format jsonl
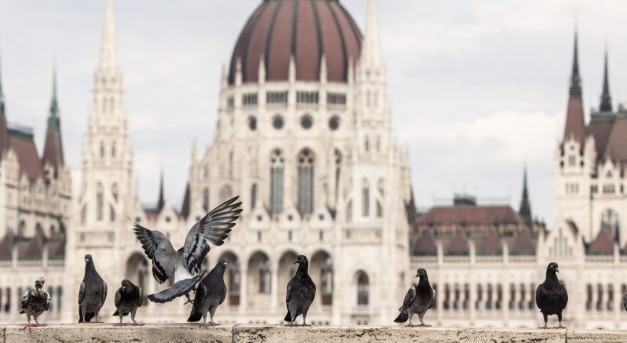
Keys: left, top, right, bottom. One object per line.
{"left": 0, "top": 324, "right": 624, "bottom": 342}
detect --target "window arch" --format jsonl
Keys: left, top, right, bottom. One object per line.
{"left": 297, "top": 149, "right": 315, "bottom": 215}
{"left": 362, "top": 179, "right": 370, "bottom": 217}
{"left": 601, "top": 209, "right": 620, "bottom": 242}
{"left": 376, "top": 200, "right": 383, "bottom": 218}
{"left": 18, "top": 220, "right": 26, "bottom": 237}
{"left": 96, "top": 183, "right": 104, "bottom": 221}
{"left": 251, "top": 183, "right": 258, "bottom": 210}
{"left": 270, "top": 149, "right": 284, "bottom": 216}
{"left": 356, "top": 271, "right": 369, "bottom": 306}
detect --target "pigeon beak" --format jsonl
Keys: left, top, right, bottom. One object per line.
{"left": 85, "top": 259, "right": 89, "bottom": 263}
{"left": 415, "top": 273, "right": 419, "bottom": 278}
{"left": 293, "top": 260, "right": 298, "bottom": 264}
{"left": 556, "top": 269, "right": 559, "bottom": 273}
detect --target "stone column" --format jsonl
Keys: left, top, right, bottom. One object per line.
{"left": 270, "top": 264, "right": 278, "bottom": 311}
{"left": 239, "top": 265, "right": 248, "bottom": 314}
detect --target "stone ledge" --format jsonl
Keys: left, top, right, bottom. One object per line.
{"left": 0, "top": 324, "right": 624, "bottom": 343}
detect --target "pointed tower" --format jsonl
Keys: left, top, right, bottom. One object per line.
{"left": 0, "top": 53, "right": 9, "bottom": 155}
{"left": 599, "top": 48, "right": 612, "bottom": 112}
{"left": 563, "top": 31, "right": 586, "bottom": 144}
{"left": 67, "top": 0, "right": 136, "bottom": 322}
{"left": 42, "top": 68, "right": 65, "bottom": 177}
{"left": 519, "top": 166, "right": 532, "bottom": 226}
{"left": 157, "top": 169, "right": 165, "bottom": 211}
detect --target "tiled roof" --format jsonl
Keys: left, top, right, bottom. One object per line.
{"left": 508, "top": 228, "right": 536, "bottom": 255}
{"left": 411, "top": 229, "right": 437, "bottom": 256}
{"left": 587, "top": 227, "right": 615, "bottom": 255}
{"left": 563, "top": 96, "right": 586, "bottom": 145}
{"left": 417, "top": 206, "right": 521, "bottom": 226}
{"left": 476, "top": 229, "right": 502, "bottom": 256}
{"left": 228, "top": 0, "right": 362, "bottom": 85}
{"left": 42, "top": 125, "right": 65, "bottom": 176}
{"left": 445, "top": 230, "right": 469, "bottom": 256}
{"left": 0, "top": 231, "right": 15, "bottom": 260}
{"left": 47, "top": 237, "right": 66, "bottom": 260}
{"left": 8, "top": 129, "right": 42, "bottom": 182}
{"left": 603, "top": 117, "right": 627, "bottom": 162}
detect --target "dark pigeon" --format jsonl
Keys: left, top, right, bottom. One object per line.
{"left": 133, "top": 196, "right": 241, "bottom": 304}
{"left": 78, "top": 254, "right": 108, "bottom": 323}
{"left": 113, "top": 279, "right": 143, "bottom": 326}
{"left": 394, "top": 268, "right": 436, "bottom": 327}
{"left": 536, "top": 262, "right": 568, "bottom": 329}
{"left": 20, "top": 277, "right": 51, "bottom": 330}
{"left": 187, "top": 257, "right": 228, "bottom": 327}
{"left": 284, "top": 255, "right": 316, "bottom": 326}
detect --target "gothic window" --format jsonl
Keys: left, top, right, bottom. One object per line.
{"left": 476, "top": 284, "right": 483, "bottom": 310}
{"left": 453, "top": 283, "right": 460, "bottom": 309}
{"left": 4, "top": 287, "right": 9, "bottom": 312}
{"left": 586, "top": 284, "right": 592, "bottom": 310}
{"left": 259, "top": 260, "right": 271, "bottom": 294}
{"left": 443, "top": 284, "right": 450, "bottom": 309}
{"left": 320, "top": 257, "right": 333, "bottom": 305}
{"left": 201, "top": 188, "right": 209, "bottom": 212}
{"left": 356, "top": 271, "right": 369, "bottom": 306}
{"left": 112, "top": 183, "right": 118, "bottom": 202}
{"left": 273, "top": 115, "right": 284, "bottom": 130}
{"left": 362, "top": 179, "right": 370, "bottom": 217}
{"left": 607, "top": 284, "right": 614, "bottom": 310}
{"left": 56, "top": 286, "right": 62, "bottom": 312}
{"left": 248, "top": 116, "right": 257, "bottom": 131}
{"left": 270, "top": 149, "right": 284, "bottom": 216}
{"left": 463, "top": 283, "right": 470, "bottom": 310}
{"left": 364, "top": 136, "right": 370, "bottom": 152}
{"left": 518, "top": 283, "right": 526, "bottom": 310}
{"left": 110, "top": 205, "right": 115, "bottom": 222}
{"left": 112, "top": 141, "right": 116, "bottom": 157}
{"left": 601, "top": 209, "right": 620, "bottom": 241}
{"left": 376, "top": 201, "right": 383, "bottom": 218}
{"left": 496, "top": 284, "right": 503, "bottom": 310}
{"left": 228, "top": 151, "right": 234, "bottom": 178}
{"left": 300, "top": 115, "right": 313, "bottom": 129}
{"left": 509, "top": 283, "right": 516, "bottom": 310}
{"left": 18, "top": 220, "right": 25, "bottom": 237}
{"left": 251, "top": 183, "right": 257, "bottom": 210}
{"left": 297, "top": 149, "right": 315, "bottom": 215}
{"left": 568, "top": 155, "right": 576, "bottom": 166}
{"left": 596, "top": 284, "right": 603, "bottom": 311}
{"left": 96, "top": 183, "right": 104, "bottom": 221}
{"left": 486, "top": 284, "right": 493, "bottom": 309}
{"left": 100, "top": 141, "right": 105, "bottom": 158}
{"left": 220, "top": 185, "right": 232, "bottom": 203}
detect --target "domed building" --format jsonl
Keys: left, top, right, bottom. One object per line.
{"left": 184, "top": 0, "right": 413, "bottom": 325}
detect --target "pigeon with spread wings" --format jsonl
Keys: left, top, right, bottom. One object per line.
{"left": 132, "top": 196, "right": 242, "bottom": 303}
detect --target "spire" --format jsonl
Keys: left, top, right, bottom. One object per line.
{"left": 157, "top": 168, "right": 165, "bottom": 211}
{"left": 42, "top": 68, "right": 65, "bottom": 174}
{"left": 563, "top": 29, "right": 586, "bottom": 144}
{"left": 99, "top": 0, "right": 118, "bottom": 72}
{"left": 600, "top": 47, "right": 612, "bottom": 112}
{"left": 0, "top": 51, "right": 4, "bottom": 116}
{"left": 519, "top": 165, "right": 532, "bottom": 226}
{"left": 48, "top": 67, "right": 60, "bottom": 128}
{"left": 362, "top": 0, "right": 382, "bottom": 67}
{"left": 0, "top": 51, "right": 8, "bottom": 156}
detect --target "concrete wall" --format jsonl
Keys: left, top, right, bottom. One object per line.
{"left": 1, "top": 325, "right": 626, "bottom": 343}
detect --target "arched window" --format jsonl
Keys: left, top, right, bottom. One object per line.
{"left": 320, "top": 256, "right": 334, "bottom": 305}
{"left": 48, "top": 287, "right": 54, "bottom": 312}
{"left": 56, "top": 286, "right": 62, "bottom": 312}
{"left": 228, "top": 151, "right": 234, "bottom": 178}
{"left": 357, "top": 272, "right": 369, "bottom": 306}
{"left": 364, "top": 136, "right": 370, "bottom": 152}
{"left": 110, "top": 205, "right": 115, "bottom": 222}
{"left": 601, "top": 209, "right": 620, "bottom": 242}
{"left": 297, "top": 149, "right": 315, "bottom": 215}
{"left": 259, "top": 260, "right": 271, "bottom": 294}
{"left": 201, "top": 188, "right": 209, "bottom": 212}
{"left": 111, "top": 141, "right": 116, "bottom": 157}
{"left": 270, "top": 149, "right": 284, "bottom": 216}
{"left": 112, "top": 183, "right": 118, "bottom": 202}
{"left": 334, "top": 150, "right": 342, "bottom": 202}
{"left": 220, "top": 185, "right": 232, "bottom": 203}
{"left": 251, "top": 183, "right": 257, "bottom": 210}
{"left": 376, "top": 201, "right": 383, "bottom": 218}
{"left": 96, "top": 183, "right": 104, "bottom": 221}
{"left": 99, "top": 141, "right": 105, "bottom": 158}
{"left": 18, "top": 220, "right": 25, "bottom": 237}
{"left": 4, "top": 287, "right": 10, "bottom": 312}
{"left": 362, "top": 179, "right": 370, "bottom": 217}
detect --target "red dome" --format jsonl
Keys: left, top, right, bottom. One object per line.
{"left": 228, "top": 0, "right": 363, "bottom": 85}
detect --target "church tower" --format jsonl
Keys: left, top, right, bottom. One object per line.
{"left": 64, "top": 0, "right": 135, "bottom": 321}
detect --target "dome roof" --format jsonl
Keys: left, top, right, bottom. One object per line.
{"left": 228, "top": 0, "right": 363, "bottom": 85}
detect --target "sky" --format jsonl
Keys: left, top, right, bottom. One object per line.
{"left": 1, "top": 0, "right": 627, "bottom": 226}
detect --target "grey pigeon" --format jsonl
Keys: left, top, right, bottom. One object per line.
{"left": 113, "top": 279, "right": 143, "bottom": 326}
{"left": 78, "top": 254, "right": 108, "bottom": 323}
{"left": 20, "top": 277, "right": 51, "bottom": 330}
{"left": 536, "top": 262, "right": 568, "bottom": 329}
{"left": 187, "top": 257, "right": 228, "bottom": 327}
{"left": 133, "top": 196, "right": 241, "bottom": 304}
{"left": 284, "top": 255, "right": 316, "bottom": 326}
{"left": 394, "top": 268, "right": 436, "bottom": 327}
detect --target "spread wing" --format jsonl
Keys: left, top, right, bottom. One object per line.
{"left": 148, "top": 271, "right": 205, "bottom": 303}
{"left": 78, "top": 281, "right": 85, "bottom": 305}
{"left": 182, "top": 196, "right": 242, "bottom": 275}
{"left": 133, "top": 222, "right": 177, "bottom": 284}
{"left": 114, "top": 288, "right": 121, "bottom": 309}
{"left": 20, "top": 290, "right": 29, "bottom": 310}
{"left": 400, "top": 287, "right": 417, "bottom": 311}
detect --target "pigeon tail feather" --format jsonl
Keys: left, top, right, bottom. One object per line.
{"left": 148, "top": 272, "right": 204, "bottom": 303}
{"left": 283, "top": 311, "right": 292, "bottom": 322}
{"left": 394, "top": 310, "right": 409, "bottom": 323}
{"left": 187, "top": 311, "right": 203, "bottom": 322}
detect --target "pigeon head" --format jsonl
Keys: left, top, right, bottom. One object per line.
{"left": 293, "top": 255, "right": 308, "bottom": 265}
{"left": 547, "top": 262, "right": 559, "bottom": 274}
{"left": 35, "top": 277, "right": 45, "bottom": 289}
{"left": 84, "top": 254, "right": 93, "bottom": 265}
{"left": 219, "top": 257, "right": 229, "bottom": 267}
{"left": 121, "top": 279, "right": 132, "bottom": 290}
{"left": 415, "top": 268, "right": 428, "bottom": 279}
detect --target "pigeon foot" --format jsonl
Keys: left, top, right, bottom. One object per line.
{"left": 405, "top": 323, "right": 416, "bottom": 328}
{"left": 419, "top": 324, "right": 431, "bottom": 327}
{"left": 114, "top": 323, "right": 127, "bottom": 327}
{"left": 132, "top": 320, "right": 145, "bottom": 326}
{"left": 538, "top": 324, "right": 549, "bottom": 329}
{"left": 22, "top": 324, "right": 33, "bottom": 331}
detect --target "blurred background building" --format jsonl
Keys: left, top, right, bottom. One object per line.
{"left": 1, "top": 0, "right": 627, "bottom": 329}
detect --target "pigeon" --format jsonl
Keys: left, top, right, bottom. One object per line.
{"left": 394, "top": 268, "right": 436, "bottom": 327}
{"left": 78, "top": 254, "right": 108, "bottom": 323}
{"left": 535, "top": 262, "right": 568, "bottom": 329}
{"left": 19, "top": 277, "right": 51, "bottom": 330}
{"left": 132, "top": 196, "right": 241, "bottom": 304}
{"left": 113, "top": 279, "right": 143, "bottom": 326}
{"left": 187, "top": 257, "right": 228, "bottom": 328}
{"left": 284, "top": 255, "right": 316, "bottom": 326}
